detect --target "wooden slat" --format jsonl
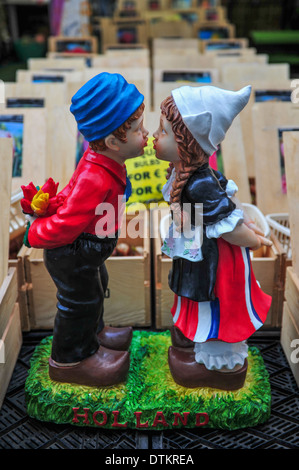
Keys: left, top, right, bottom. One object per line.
{"left": 0, "top": 268, "right": 18, "bottom": 337}
{"left": 221, "top": 63, "right": 290, "bottom": 85}
{"left": 281, "top": 301, "right": 299, "bottom": 388}
{"left": 3, "top": 82, "right": 67, "bottom": 110}
{"left": 252, "top": 101, "right": 299, "bottom": 214}
{"left": 283, "top": 131, "right": 299, "bottom": 278}
{"left": 0, "top": 109, "right": 47, "bottom": 193}
{"left": 221, "top": 115, "right": 251, "bottom": 203}
{"left": 236, "top": 79, "right": 293, "bottom": 178}
{"left": 0, "top": 303, "right": 22, "bottom": 409}
{"left": 0, "top": 138, "right": 13, "bottom": 286}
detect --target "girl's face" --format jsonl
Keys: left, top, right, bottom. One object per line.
{"left": 153, "top": 114, "right": 180, "bottom": 164}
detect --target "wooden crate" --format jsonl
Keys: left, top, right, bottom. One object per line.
{"left": 27, "top": 57, "right": 87, "bottom": 71}
{"left": 0, "top": 137, "right": 22, "bottom": 409}
{"left": 153, "top": 66, "right": 219, "bottom": 86}
{"left": 92, "top": 49, "right": 150, "bottom": 68}
{"left": 0, "top": 139, "right": 13, "bottom": 287}
{"left": 234, "top": 79, "right": 293, "bottom": 179}
{"left": 152, "top": 37, "right": 199, "bottom": 53}
{"left": 152, "top": 206, "right": 285, "bottom": 329}
{"left": 16, "top": 210, "right": 151, "bottom": 330}
{"left": 281, "top": 271, "right": 299, "bottom": 388}
{"left": 9, "top": 245, "right": 31, "bottom": 332}
{"left": 221, "top": 63, "right": 290, "bottom": 86}
{"left": 252, "top": 101, "right": 299, "bottom": 215}
{"left": 198, "top": 6, "right": 227, "bottom": 23}
{"left": 153, "top": 53, "right": 215, "bottom": 73}
{"left": 16, "top": 69, "right": 83, "bottom": 84}
{"left": 220, "top": 115, "right": 251, "bottom": 204}
{"left": 148, "top": 19, "right": 194, "bottom": 39}
{"left": 200, "top": 37, "right": 248, "bottom": 53}
{"left": 280, "top": 131, "right": 299, "bottom": 387}
{"left": 194, "top": 21, "right": 235, "bottom": 41}
{"left": 213, "top": 54, "right": 269, "bottom": 82}
{"left": 283, "top": 131, "right": 299, "bottom": 277}
{"left": 48, "top": 36, "right": 98, "bottom": 55}
{"left": 101, "top": 18, "right": 148, "bottom": 50}
{"left": 0, "top": 223, "right": 21, "bottom": 407}
{"left": 1, "top": 87, "right": 77, "bottom": 191}
{"left": 0, "top": 108, "right": 46, "bottom": 194}
{"left": 2, "top": 82, "right": 68, "bottom": 110}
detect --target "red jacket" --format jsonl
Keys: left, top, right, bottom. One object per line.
{"left": 28, "top": 148, "right": 127, "bottom": 249}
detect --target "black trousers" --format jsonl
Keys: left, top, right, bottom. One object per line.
{"left": 44, "top": 233, "right": 117, "bottom": 363}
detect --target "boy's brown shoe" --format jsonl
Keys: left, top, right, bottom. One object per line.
{"left": 98, "top": 326, "right": 133, "bottom": 351}
{"left": 49, "top": 346, "right": 130, "bottom": 387}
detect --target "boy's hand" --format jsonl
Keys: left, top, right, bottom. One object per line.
{"left": 166, "top": 162, "right": 174, "bottom": 180}
{"left": 25, "top": 214, "right": 38, "bottom": 225}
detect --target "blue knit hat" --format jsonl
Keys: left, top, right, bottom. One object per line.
{"left": 70, "top": 72, "right": 144, "bottom": 142}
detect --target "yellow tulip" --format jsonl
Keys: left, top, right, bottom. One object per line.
{"left": 30, "top": 189, "right": 50, "bottom": 216}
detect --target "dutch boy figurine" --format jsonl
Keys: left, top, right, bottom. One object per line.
{"left": 22, "top": 72, "right": 149, "bottom": 388}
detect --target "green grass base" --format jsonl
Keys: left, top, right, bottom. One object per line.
{"left": 25, "top": 331, "right": 271, "bottom": 430}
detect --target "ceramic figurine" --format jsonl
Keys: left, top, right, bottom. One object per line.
{"left": 22, "top": 72, "right": 149, "bottom": 387}
{"left": 153, "top": 85, "right": 272, "bottom": 391}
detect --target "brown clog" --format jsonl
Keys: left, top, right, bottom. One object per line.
{"left": 170, "top": 326, "right": 195, "bottom": 349}
{"left": 48, "top": 346, "right": 130, "bottom": 387}
{"left": 98, "top": 326, "right": 133, "bottom": 351}
{"left": 168, "top": 346, "right": 248, "bottom": 391}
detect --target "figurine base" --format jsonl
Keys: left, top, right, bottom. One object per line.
{"left": 25, "top": 331, "right": 271, "bottom": 430}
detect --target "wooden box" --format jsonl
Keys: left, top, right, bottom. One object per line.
{"left": 0, "top": 137, "right": 22, "bottom": 408}
{"left": 281, "top": 268, "right": 299, "bottom": 388}
{"left": 101, "top": 18, "right": 148, "bottom": 50}
{"left": 16, "top": 211, "right": 151, "bottom": 330}
{"left": 9, "top": 245, "right": 31, "bottom": 332}
{"left": 280, "top": 131, "right": 299, "bottom": 387}
{"left": 200, "top": 37, "right": 248, "bottom": 53}
{"left": 0, "top": 268, "right": 22, "bottom": 409}
{"left": 48, "top": 36, "right": 98, "bottom": 56}
{"left": 252, "top": 101, "right": 299, "bottom": 214}
{"left": 152, "top": 207, "right": 285, "bottom": 330}
{"left": 194, "top": 21, "right": 235, "bottom": 41}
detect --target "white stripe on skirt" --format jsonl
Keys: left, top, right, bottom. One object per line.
{"left": 241, "top": 247, "right": 263, "bottom": 330}
{"left": 173, "top": 296, "right": 181, "bottom": 323}
{"left": 193, "top": 301, "right": 212, "bottom": 343}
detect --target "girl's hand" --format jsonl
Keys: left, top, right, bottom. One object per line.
{"left": 250, "top": 234, "right": 272, "bottom": 251}
{"left": 222, "top": 223, "right": 272, "bottom": 250}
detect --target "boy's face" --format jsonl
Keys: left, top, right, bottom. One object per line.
{"left": 115, "top": 113, "right": 148, "bottom": 160}
{"left": 153, "top": 114, "right": 180, "bottom": 164}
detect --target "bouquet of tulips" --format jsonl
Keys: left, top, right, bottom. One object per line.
{"left": 20, "top": 178, "right": 62, "bottom": 217}
{"left": 20, "top": 178, "right": 62, "bottom": 247}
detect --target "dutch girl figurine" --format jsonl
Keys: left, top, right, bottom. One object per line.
{"left": 153, "top": 85, "right": 272, "bottom": 391}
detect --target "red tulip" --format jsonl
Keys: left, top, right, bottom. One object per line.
{"left": 41, "top": 178, "right": 59, "bottom": 198}
{"left": 21, "top": 182, "right": 38, "bottom": 201}
{"left": 20, "top": 198, "right": 34, "bottom": 215}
